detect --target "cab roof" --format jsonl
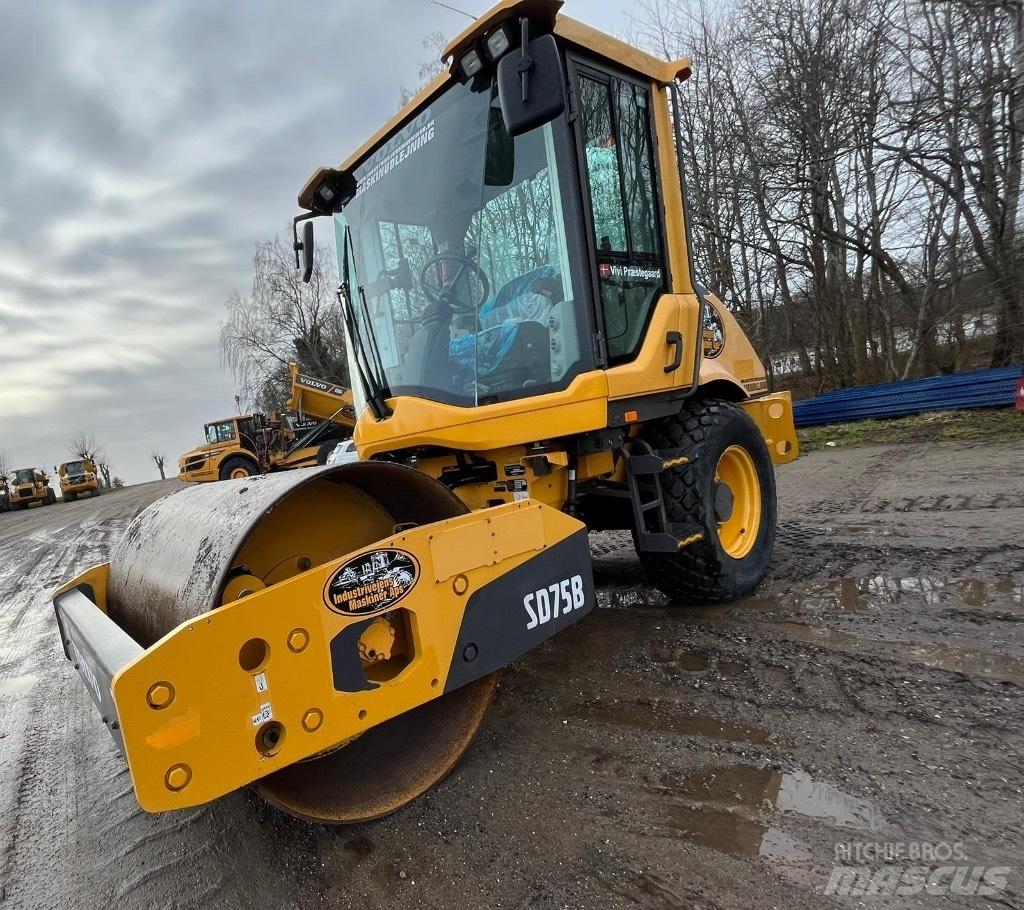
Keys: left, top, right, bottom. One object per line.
{"left": 299, "top": 0, "right": 689, "bottom": 209}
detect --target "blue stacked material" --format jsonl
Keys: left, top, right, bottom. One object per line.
{"left": 793, "top": 366, "right": 1022, "bottom": 428}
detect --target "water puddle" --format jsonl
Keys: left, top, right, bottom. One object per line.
{"left": 572, "top": 700, "right": 773, "bottom": 746}
{"left": 667, "top": 804, "right": 810, "bottom": 860}
{"left": 0, "top": 675, "right": 38, "bottom": 698}
{"left": 718, "top": 660, "right": 747, "bottom": 677}
{"left": 747, "top": 620, "right": 1024, "bottom": 683}
{"left": 651, "top": 647, "right": 749, "bottom": 679}
{"left": 852, "top": 575, "right": 1023, "bottom": 608}
{"left": 664, "top": 763, "right": 883, "bottom": 860}
{"left": 674, "top": 651, "right": 710, "bottom": 672}
{"left": 741, "top": 577, "right": 872, "bottom": 614}
{"left": 596, "top": 585, "right": 669, "bottom": 610}
{"left": 723, "top": 575, "right": 1024, "bottom": 621}
{"left": 597, "top": 569, "right": 1022, "bottom": 618}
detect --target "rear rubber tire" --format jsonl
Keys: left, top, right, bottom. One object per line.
{"left": 636, "top": 398, "right": 777, "bottom": 604}
{"left": 65, "top": 493, "right": 77, "bottom": 502}
{"left": 316, "top": 440, "right": 340, "bottom": 465}
{"left": 218, "top": 456, "right": 257, "bottom": 481}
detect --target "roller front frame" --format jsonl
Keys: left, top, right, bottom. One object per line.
{"left": 53, "top": 499, "right": 593, "bottom": 814}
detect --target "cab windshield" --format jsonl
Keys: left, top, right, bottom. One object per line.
{"left": 205, "top": 421, "right": 237, "bottom": 445}
{"left": 14, "top": 469, "right": 35, "bottom": 484}
{"left": 335, "top": 77, "right": 590, "bottom": 407}
{"left": 64, "top": 461, "right": 85, "bottom": 474}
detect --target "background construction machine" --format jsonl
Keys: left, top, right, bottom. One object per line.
{"left": 0, "top": 476, "right": 9, "bottom": 513}
{"left": 54, "top": 0, "right": 797, "bottom": 828}
{"left": 57, "top": 459, "right": 100, "bottom": 502}
{"left": 10, "top": 468, "right": 56, "bottom": 509}
{"left": 178, "top": 364, "right": 355, "bottom": 482}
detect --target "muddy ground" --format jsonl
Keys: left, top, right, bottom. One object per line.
{"left": 1, "top": 440, "right": 1021, "bottom": 909}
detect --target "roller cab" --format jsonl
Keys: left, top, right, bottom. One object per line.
{"left": 54, "top": 464, "right": 593, "bottom": 821}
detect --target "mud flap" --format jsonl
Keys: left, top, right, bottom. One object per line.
{"left": 444, "top": 529, "right": 594, "bottom": 692}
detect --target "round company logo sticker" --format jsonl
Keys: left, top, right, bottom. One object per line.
{"left": 702, "top": 304, "right": 726, "bottom": 359}
{"left": 323, "top": 549, "right": 419, "bottom": 616}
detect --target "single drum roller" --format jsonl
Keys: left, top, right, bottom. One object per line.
{"left": 53, "top": 463, "right": 594, "bottom": 822}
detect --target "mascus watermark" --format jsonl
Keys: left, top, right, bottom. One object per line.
{"left": 823, "top": 842, "right": 1011, "bottom": 898}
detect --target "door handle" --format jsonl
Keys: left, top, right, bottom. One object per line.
{"left": 664, "top": 331, "right": 683, "bottom": 373}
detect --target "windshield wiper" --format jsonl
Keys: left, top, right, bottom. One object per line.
{"left": 340, "top": 226, "right": 392, "bottom": 419}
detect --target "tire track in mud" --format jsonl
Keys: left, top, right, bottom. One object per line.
{"left": 0, "top": 487, "right": 323, "bottom": 910}
{"left": 0, "top": 548, "right": 309, "bottom": 900}
{"left": 0, "top": 513, "right": 138, "bottom": 908}
{"left": 0, "top": 490, "right": 216, "bottom": 908}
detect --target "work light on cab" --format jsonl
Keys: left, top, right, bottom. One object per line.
{"left": 485, "top": 24, "right": 513, "bottom": 61}
{"left": 460, "top": 47, "right": 484, "bottom": 79}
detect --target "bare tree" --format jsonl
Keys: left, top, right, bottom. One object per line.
{"left": 629, "top": 0, "right": 1023, "bottom": 397}
{"left": 398, "top": 32, "right": 449, "bottom": 107}
{"left": 152, "top": 453, "right": 166, "bottom": 480}
{"left": 220, "top": 233, "right": 349, "bottom": 414}
{"left": 67, "top": 430, "right": 103, "bottom": 462}
{"left": 66, "top": 432, "right": 113, "bottom": 488}
{"left": 0, "top": 450, "right": 11, "bottom": 480}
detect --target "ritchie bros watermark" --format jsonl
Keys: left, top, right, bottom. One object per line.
{"left": 823, "top": 842, "right": 1012, "bottom": 899}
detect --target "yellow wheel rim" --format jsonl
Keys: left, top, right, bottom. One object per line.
{"left": 230, "top": 467, "right": 249, "bottom": 479}
{"left": 715, "top": 445, "right": 761, "bottom": 559}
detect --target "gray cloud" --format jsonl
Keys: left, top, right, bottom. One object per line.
{"left": 0, "top": 0, "right": 628, "bottom": 485}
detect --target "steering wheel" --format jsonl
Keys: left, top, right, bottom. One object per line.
{"left": 418, "top": 253, "right": 490, "bottom": 314}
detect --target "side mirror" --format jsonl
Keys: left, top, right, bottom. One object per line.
{"left": 301, "top": 220, "right": 314, "bottom": 283}
{"left": 497, "top": 33, "right": 565, "bottom": 138}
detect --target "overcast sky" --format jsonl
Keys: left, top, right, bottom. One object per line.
{"left": 0, "top": 0, "right": 633, "bottom": 487}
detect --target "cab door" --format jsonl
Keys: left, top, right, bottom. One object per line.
{"left": 568, "top": 57, "right": 694, "bottom": 400}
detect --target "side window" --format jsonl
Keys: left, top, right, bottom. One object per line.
{"left": 577, "top": 71, "right": 665, "bottom": 362}
{"left": 207, "top": 422, "right": 236, "bottom": 444}
{"left": 579, "top": 77, "right": 627, "bottom": 252}
{"left": 616, "top": 81, "right": 659, "bottom": 256}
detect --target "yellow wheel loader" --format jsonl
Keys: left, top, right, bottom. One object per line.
{"left": 10, "top": 468, "right": 56, "bottom": 509}
{"left": 58, "top": 458, "right": 101, "bottom": 502}
{"left": 54, "top": 0, "right": 797, "bottom": 826}
{"left": 179, "top": 365, "right": 356, "bottom": 482}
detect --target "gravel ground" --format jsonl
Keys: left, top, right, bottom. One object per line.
{"left": 0, "top": 441, "right": 1021, "bottom": 909}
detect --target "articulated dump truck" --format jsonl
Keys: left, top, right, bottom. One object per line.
{"left": 178, "top": 364, "right": 356, "bottom": 482}
{"left": 58, "top": 459, "right": 100, "bottom": 502}
{"left": 9, "top": 468, "right": 56, "bottom": 509}
{"left": 53, "top": 0, "right": 797, "bottom": 825}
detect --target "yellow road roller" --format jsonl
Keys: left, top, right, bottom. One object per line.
{"left": 54, "top": 0, "right": 797, "bottom": 825}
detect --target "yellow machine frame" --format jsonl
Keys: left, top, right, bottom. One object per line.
{"left": 54, "top": 498, "right": 584, "bottom": 811}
